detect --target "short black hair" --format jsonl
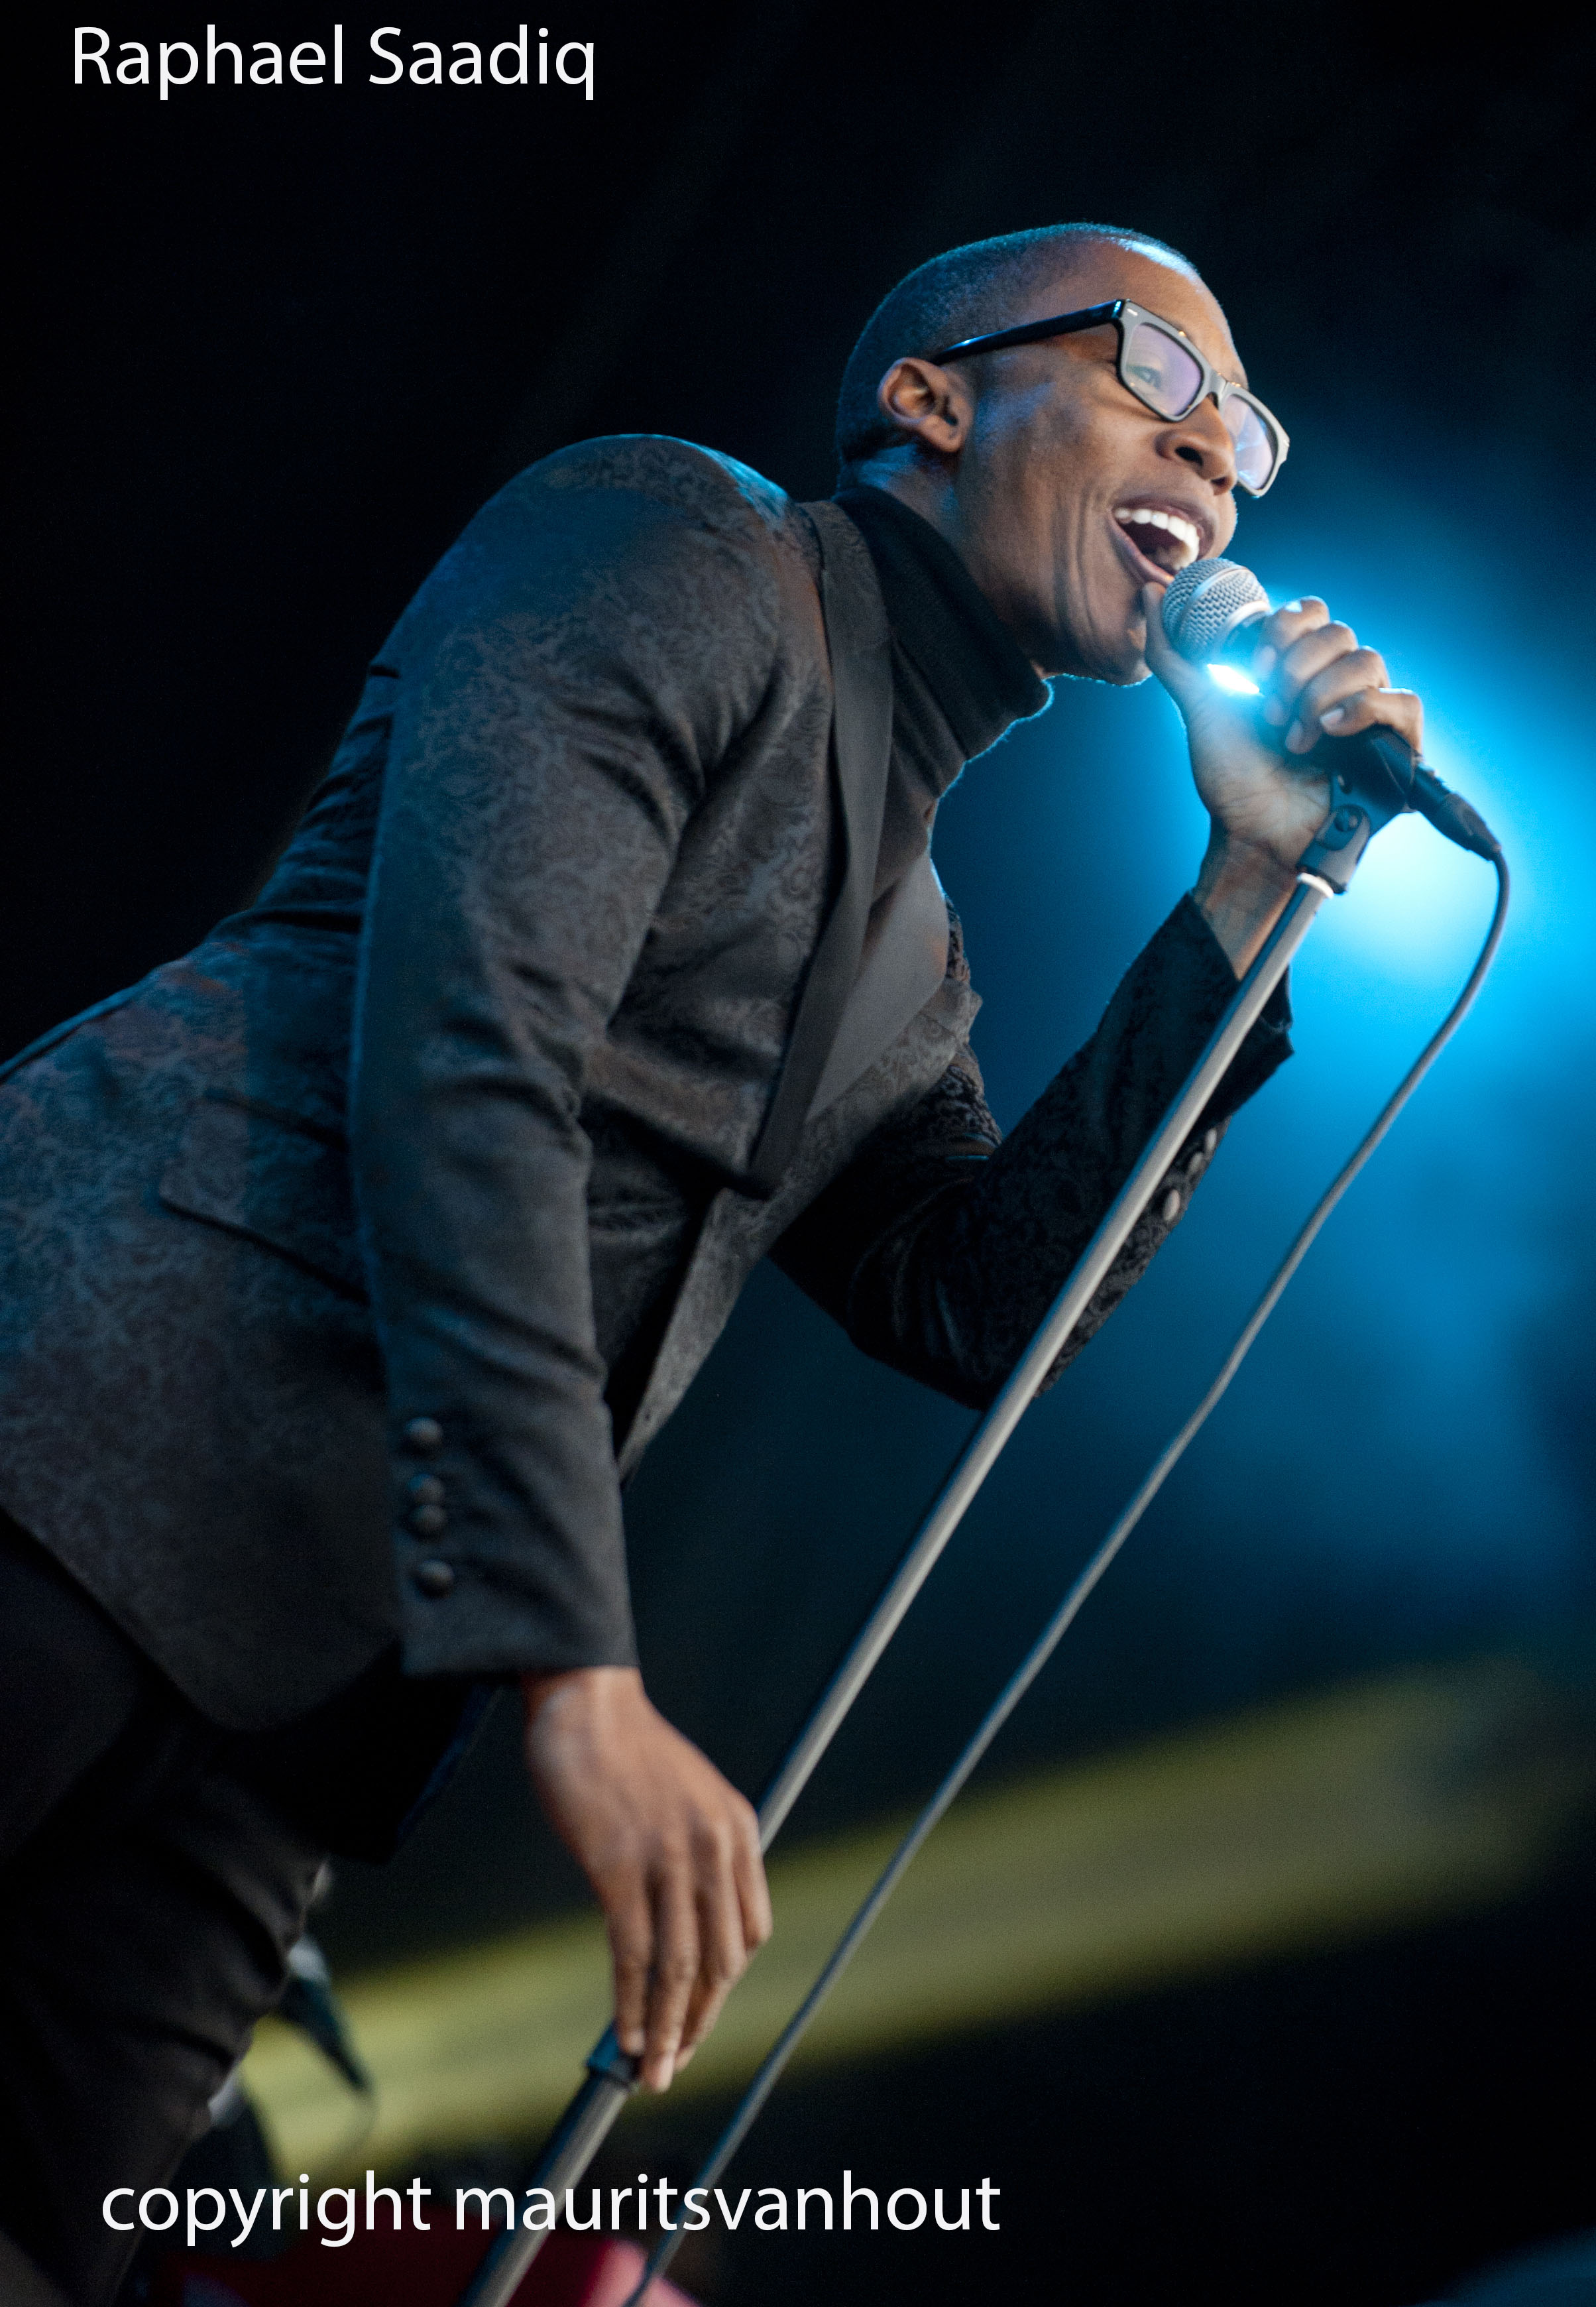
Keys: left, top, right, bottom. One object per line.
{"left": 834, "top": 223, "right": 1196, "bottom": 481}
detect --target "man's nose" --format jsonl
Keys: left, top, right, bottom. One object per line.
{"left": 1167, "top": 396, "right": 1237, "bottom": 489}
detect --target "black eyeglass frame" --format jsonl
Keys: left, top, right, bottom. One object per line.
{"left": 928, "top": 299, "right": 1290, "bottom": 497}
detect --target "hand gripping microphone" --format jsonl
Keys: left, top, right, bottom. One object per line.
{"left": 1161, "top": 558, "right": 1502, "bottom": 863}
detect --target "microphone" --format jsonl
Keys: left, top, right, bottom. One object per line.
{"left": 1161, "top": 558, "right": 1501, "bottom": 861}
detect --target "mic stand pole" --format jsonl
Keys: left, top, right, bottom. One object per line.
{"left": 457, "top": 807, "right": 1373, "bottom": 2307}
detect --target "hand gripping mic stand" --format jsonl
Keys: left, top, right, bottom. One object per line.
{"left": 455, "top": 742, "right": 1448, "bottom": 2306}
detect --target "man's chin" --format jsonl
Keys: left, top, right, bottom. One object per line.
{"left": 1061, "top": 583, "right": 1157, "bottom": 685}
{"left": 1051, "top": 645, "right": 1149, "bottom": 687}
{"left": 1081, "top": 619, "right": 1154, "bottom": 688}
{"left": 1110, "top": 612, "right": 1155, "bottom": 685}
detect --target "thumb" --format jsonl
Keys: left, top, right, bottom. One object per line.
{"left": 1140, "top": 581, "right": 1208, "bottom": 711}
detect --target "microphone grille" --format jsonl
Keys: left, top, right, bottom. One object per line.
{"left": 1161, "top": 558, "right": 1270, "bottom": 661}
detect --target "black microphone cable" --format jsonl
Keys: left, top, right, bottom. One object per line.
{"left": 619, "top": 846, "right": 1510, "bottom": 2307}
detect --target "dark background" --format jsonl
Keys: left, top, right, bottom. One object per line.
{"left": 15, "top": 8, "right": 1596, "bottom": 2302}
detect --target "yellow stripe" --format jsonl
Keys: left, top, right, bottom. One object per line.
{"left": 241, "top": 1656, "right": 1593, "bottom": 2177}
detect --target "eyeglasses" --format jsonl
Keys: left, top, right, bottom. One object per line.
{"left": 929, "top": 299, "right": 1289, "bottom": 497}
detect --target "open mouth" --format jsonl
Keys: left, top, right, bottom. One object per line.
{"left": 1112, "top": 504, "right": 1202, "bottom": 577}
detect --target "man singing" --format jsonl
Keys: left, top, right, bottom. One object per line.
{"left": 0, "top": 221, "right": 1421, "bottom": 2304}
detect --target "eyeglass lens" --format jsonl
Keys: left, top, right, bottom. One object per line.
{"left": 1221, "top": 396, "right": 1275, "bottom": 492}
{"left": 1121, "top": 318, "right": 1203, "bottom": 419}
{"left": 1121, "top": 317, "right": 1276, "bottom": 491}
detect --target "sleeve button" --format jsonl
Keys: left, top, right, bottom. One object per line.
{"left": 409, "top": 1501, "right": 448, "bottom": 1537}
{"left": 1202, "top": 1128, "right": 1219, "bottom": 1156}
{"left": 402, "top": 1416, "right": 444, "bottom": 1454}
{"left": 406, "top": 1474, "right": 445, "bottom": 1508}
{"left": 1159, "top": 1188, "right": 1182, "bottom": 1224}
{"left": 412, "top": 1558, "right": 455, "bottom": 1598}
{"left": 1186, "top": 1148, "right": 1206, "bottom": 1178}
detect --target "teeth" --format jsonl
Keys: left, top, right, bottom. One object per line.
{"left": 1113, "top": 504, "right": 1200, "bottom": 569}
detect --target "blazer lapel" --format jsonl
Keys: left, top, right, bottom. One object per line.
{"left": 809, "top": 849, "right": 950, "bottom": 1118}
{"left": 745, "top": 500, "right": 894, "bottom": 1195}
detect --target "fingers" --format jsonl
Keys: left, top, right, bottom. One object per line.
{"left": 608, "top": 1836, "right": 750, "bottom": 2090}
{"left": 1253, "top": 598, "right": 1336, "bottom": 727}
{"left": 733, "top": 1799, "right": 773, "bottom": 1954}
{"left": 521, "top": 1667, "right": 771, "bottom": 2093}
{"left": 1312, "top": 683, "right": 1423, "bottom": 759}
{"left": 673, "top": 1822, "right": 743, "bottom": 2056}
{"left": 1139, "top": 582, "right": 1214, "bottom": 719}
{"left": 1251, "top": 601, "right": 1421, "bottom": 756}
{"left": 644, "top": 1797, "right": 771, "bottom": 2088}
{"left": 665, "top": 1793, "right": 771, "bottom": 2075}
{"left": 608, "top": 1885, "right": 655, "bottom": 2066}
{"left": 1251, "top": 595, "right": 1330, "bottom": 674}
{"left": 1271, "top": 644, "right": 1387, "bottom": 752}
{"left": 1257, "top": 611, "right": 1370, "bottom": 735}
{"left": 1275, "top": 650, "right": 1420, "bottom": 755}
{"left": 640, "top": 1865, "right": 699, "bottom": 2092}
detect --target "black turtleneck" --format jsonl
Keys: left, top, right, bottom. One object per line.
{"left": 833, "top": 485, "right": 1049, "bottom": 929}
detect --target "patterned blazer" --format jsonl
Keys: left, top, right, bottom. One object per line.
{"left": 0, "top": 438, "right": 1288, "bottom": 1732}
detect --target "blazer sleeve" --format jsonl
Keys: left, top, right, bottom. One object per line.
{"left": 770, "top": 895, "right": 1292, "bottom": 1409}
{"left": 351, "top": 451, "right": 780, "bottom": 1680}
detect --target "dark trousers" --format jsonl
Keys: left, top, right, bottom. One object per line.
{"left": 0, "top": 1515, "right": 327, "bottom": 2307}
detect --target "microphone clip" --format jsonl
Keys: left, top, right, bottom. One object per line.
{"left": 1296, "top": 766, "right": 1380, "bottom": 892}
{"left": 1294, "top": 716, "right": 1422, "bottom": 890}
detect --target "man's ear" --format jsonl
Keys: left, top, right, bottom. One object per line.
{"left": 875, "top": 356, "right": 970, "bottom": 457}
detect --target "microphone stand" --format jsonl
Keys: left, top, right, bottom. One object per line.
{"left": 455, "top": 798, "right": 1377, "bottom": 2307}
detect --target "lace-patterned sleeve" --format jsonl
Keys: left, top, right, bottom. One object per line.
{"left": 771, "top": 894, "right": 1291, "bottom": 1409}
